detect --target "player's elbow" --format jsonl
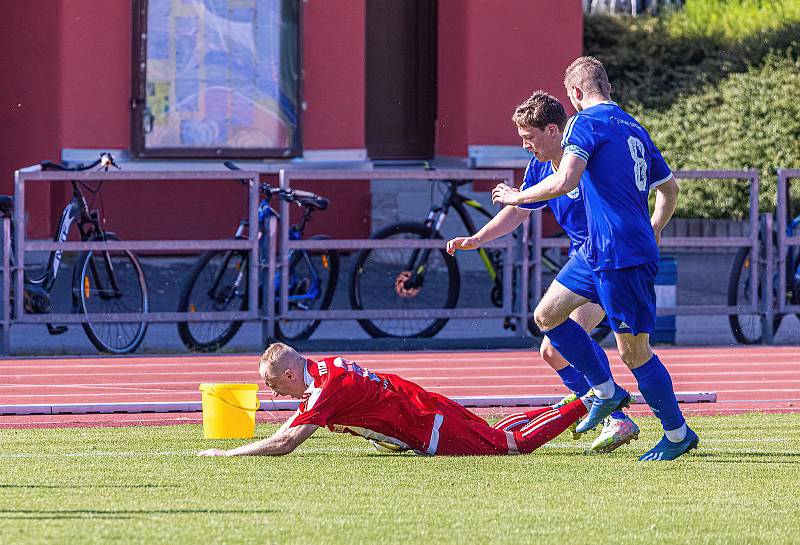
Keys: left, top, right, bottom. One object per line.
{"left": 273, "top": 438, "right": 298, "bottom": 456}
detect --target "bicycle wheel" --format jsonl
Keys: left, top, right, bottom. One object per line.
{"left": 177, "top": 250, "right": 248, "bottom": 352}
{"left": 728, "top": 246, "right": 783, "bottom": 344}
{"left": 275, "top": 235, "right": 339, "bottom": 341}
{"left": 74, "top": 234, "right": 148, "bottom": 354}
{"left": 349, "top": 222, "right": 460, "bottom": 338}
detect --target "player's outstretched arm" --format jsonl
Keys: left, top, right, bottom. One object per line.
{"left": 446, "top": 205, "right": 530, "bottom": 255}
{"left": 651, "top": 177, "right": 679, "bottom": 245}
{"left": 492, "top": 154, "right": 585, "bottom": 206}
{"left": 198, "top": 423, "right": 319, "bottom": 457}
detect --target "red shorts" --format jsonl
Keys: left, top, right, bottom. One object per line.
{"left": 430, "top": 398, "right": 587, "bottom": 456}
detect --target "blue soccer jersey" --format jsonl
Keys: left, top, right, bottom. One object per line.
{"left": 518, "top": 157, "right": 589, "bottom": 256}
{"left": 561, "top": 102, "right": 672, "bottom": 270}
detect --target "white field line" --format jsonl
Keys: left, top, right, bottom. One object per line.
{"left": 0, "top": 446, "right": 374, "bottom": 459}
{"left": 2, "top": 440, "right": 797, "bottom": 459}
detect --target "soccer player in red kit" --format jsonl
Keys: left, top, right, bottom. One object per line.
{"left": 198, "top": 343, "right": 589, "bottom": 457}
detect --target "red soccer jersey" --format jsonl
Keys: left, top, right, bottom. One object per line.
{"left": 288, "top": 357, "right": 486, "bottom": 454}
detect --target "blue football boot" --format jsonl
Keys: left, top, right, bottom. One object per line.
{"left": 638, "top": 427, "right": 699, "bottom": 461}
{"left": 575, "top": 385, "right": 632, "bottom": 434}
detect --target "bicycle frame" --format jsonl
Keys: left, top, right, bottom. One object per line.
{"left": 424, "top": 180, "right": 562, "bottom": 282}
{"left": 229, "top": 191, "right": 325, "bottom": 310}
{"left": 24, "top": 181, "right": 101, "bottom": 292}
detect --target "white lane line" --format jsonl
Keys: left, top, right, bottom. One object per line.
{"left": 3, "top": 387, "right": 798, "bottom": 400}
{"left": 5, "top": 366, "right": 800, "bottom": 381}
{"left": 4, "top": 373, "right": 800, "bottom": 388}
{"left": 2, "top": 353, "right": 800, "bottom": 370}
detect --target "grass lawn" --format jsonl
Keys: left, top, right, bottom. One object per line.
{"left": 1, "top": 413, "right": 799, "bottom": 545}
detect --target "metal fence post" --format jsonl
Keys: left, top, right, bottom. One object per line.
{"left": 776, "top": 169, "right": 788, "bottom": 315}
{"left": 518, "top": 208, "right": 530, "bottom": 335}
{"left": 1, "top": 217, "right": 11, "bottom": 354}
{"left": 761, "top": 213, "right": 774, "bottom": 344}
{"left": 279, "top": 170, "right": 290, "bottom": 320}
{"left": 13, "top": 170, "right": 25, "bottom": 324}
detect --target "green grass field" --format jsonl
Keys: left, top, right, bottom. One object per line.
{"left": 2, "top": 414, "right": 799, "bottom": 545}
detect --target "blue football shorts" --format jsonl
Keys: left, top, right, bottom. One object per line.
{"left": 555, "top": 253, "right": 658, "bottom": 336}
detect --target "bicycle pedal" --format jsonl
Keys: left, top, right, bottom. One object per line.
{"left": 46, "top": 324, "right": 68, "bottom": 335}
{"left": 502, "top": 318, "right": 517, "bottom": 331}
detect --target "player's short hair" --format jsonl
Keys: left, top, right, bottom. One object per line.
{"left": 564, "top": 56, "right": 611, "bottom": 98}
{"left": 259, "top": 342, "right": 304, "bottom": 377}
{"left": 512, "top": 91, "right": 568, "bottom": 131}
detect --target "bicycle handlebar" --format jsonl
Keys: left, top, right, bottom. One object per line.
{"left": 41, "top": 152, "right": 120, "bottom": 172}
{"left": 223, "top": 161, "right": 328, "bottom": 208}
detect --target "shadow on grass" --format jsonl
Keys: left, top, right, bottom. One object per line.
{"left": 692, "top": 451, "right": 800, "bottom": 461}
{"left": 0, "top": 484, "right": 178, "bottom": 489}
{"left": 0, "top": 508, "right": 276, "bottom": 520}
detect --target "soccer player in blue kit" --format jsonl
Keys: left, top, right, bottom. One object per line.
{"left": 448, "top": 91, "right": 642, "bottom": 453}
{"left": 491, "top": 57, "right": 697, "bottom": 461}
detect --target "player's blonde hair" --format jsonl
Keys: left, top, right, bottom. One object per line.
{"left": 564, "top": 56, "right": 611, "bottom": 98}
{"left": 512, "top": 91, "right": 568, "bottom": 131}
{"left": 259, "top": 342, "right": 304, "bottom": 378}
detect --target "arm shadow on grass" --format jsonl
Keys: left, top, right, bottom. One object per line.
{"left": 0, "top": 508, "right": 277, "bottom": 520}
{"left": 0, "top": 484, "right": 179, "bottom": 489}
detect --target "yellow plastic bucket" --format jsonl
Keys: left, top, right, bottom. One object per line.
{"left": 199, "top": 383, "right": 260, "bottom": 439}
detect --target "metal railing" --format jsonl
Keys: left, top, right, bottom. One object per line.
{"left": 528, "top": 169, "right": 763, "bottom": 325}
{"left": 1, "top": 164, "right": 790, "bottom": 351}
{"left": 1, "top": 168, "right": 262, "bottom": 354}
{"left": 777, "top": 169, "right": 800, "bottom": 316}
{"left": 268, "top": 168, "right": 523, "bottom": 339}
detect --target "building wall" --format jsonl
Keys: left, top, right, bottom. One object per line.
{"left": 0, "top": 0, "right": 581, "bottom": 239}
{"left": 437, "top": 0, "right": 583, "bottom": 156}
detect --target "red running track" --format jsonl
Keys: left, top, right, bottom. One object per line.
{"left": 1, "top": 346, "right": 799, "bottom": 429}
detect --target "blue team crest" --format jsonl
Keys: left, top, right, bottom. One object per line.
{"left": 566, "top": 186, "right": 580, "bottom": 200}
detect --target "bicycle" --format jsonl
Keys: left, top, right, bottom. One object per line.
{"left": 728, "top": 212, "right": 800, "bottom": 344}
{"left": 347, "top": 178, "right": 611, "bottom": 341}
{"left": 0, "top": 153, "right": 149, "bottom": 353}
{"left": 176, "top": 162, "right": 339, "bottom": 351}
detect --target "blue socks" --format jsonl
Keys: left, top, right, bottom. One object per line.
{"left": 630, "top": 354, "right": 685, "bottom": 433}
{"left": 554, "top": 340, "right": 626, "bottom": 418}
{"left": 555, "top": 365, "right": 590, "bottom": 397}
{"left": 544, "top": 319, "right": 612, "bottom": 387}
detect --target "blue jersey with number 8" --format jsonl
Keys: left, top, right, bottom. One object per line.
{"left": 561, "top": 102, "right": 672, "bottom": 270}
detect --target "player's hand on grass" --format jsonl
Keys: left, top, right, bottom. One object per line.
{"left": 446, "top": 236, "right": 480, "bottom": 255}
{"left": 198, "top": 448, "right": 229, "bottom": 457}
{"left": 491, "top": 183, "right": 519, "bottom": 206}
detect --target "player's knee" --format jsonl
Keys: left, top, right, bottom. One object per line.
{"left": 618, "top": 343, "right": 651, "bottom": 368}
{"left": 533, "top": 306, "right": 557, "bottom": 331}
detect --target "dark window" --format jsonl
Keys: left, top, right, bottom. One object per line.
{"left": 365, "top": 0, "right": 437, "bottom": 160}
{"left": 131, "top": 0, "right": 301, "bottom": 158}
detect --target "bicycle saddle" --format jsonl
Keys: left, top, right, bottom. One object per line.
{"left": 0, "top": 195, "right": 12, "bottom": 217}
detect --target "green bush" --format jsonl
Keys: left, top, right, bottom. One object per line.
{"left": 585, "top": 1, "right": 800, "bottom": 218}
{"left": 668, "top": 0, "right": 800, "bottom": 41}
{"left": 636, "top": 55, "right": 800, "bottom": 219}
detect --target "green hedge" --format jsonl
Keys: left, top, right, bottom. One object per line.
{"left": 585, "top": 2, "right": 800, "bottom": 218}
